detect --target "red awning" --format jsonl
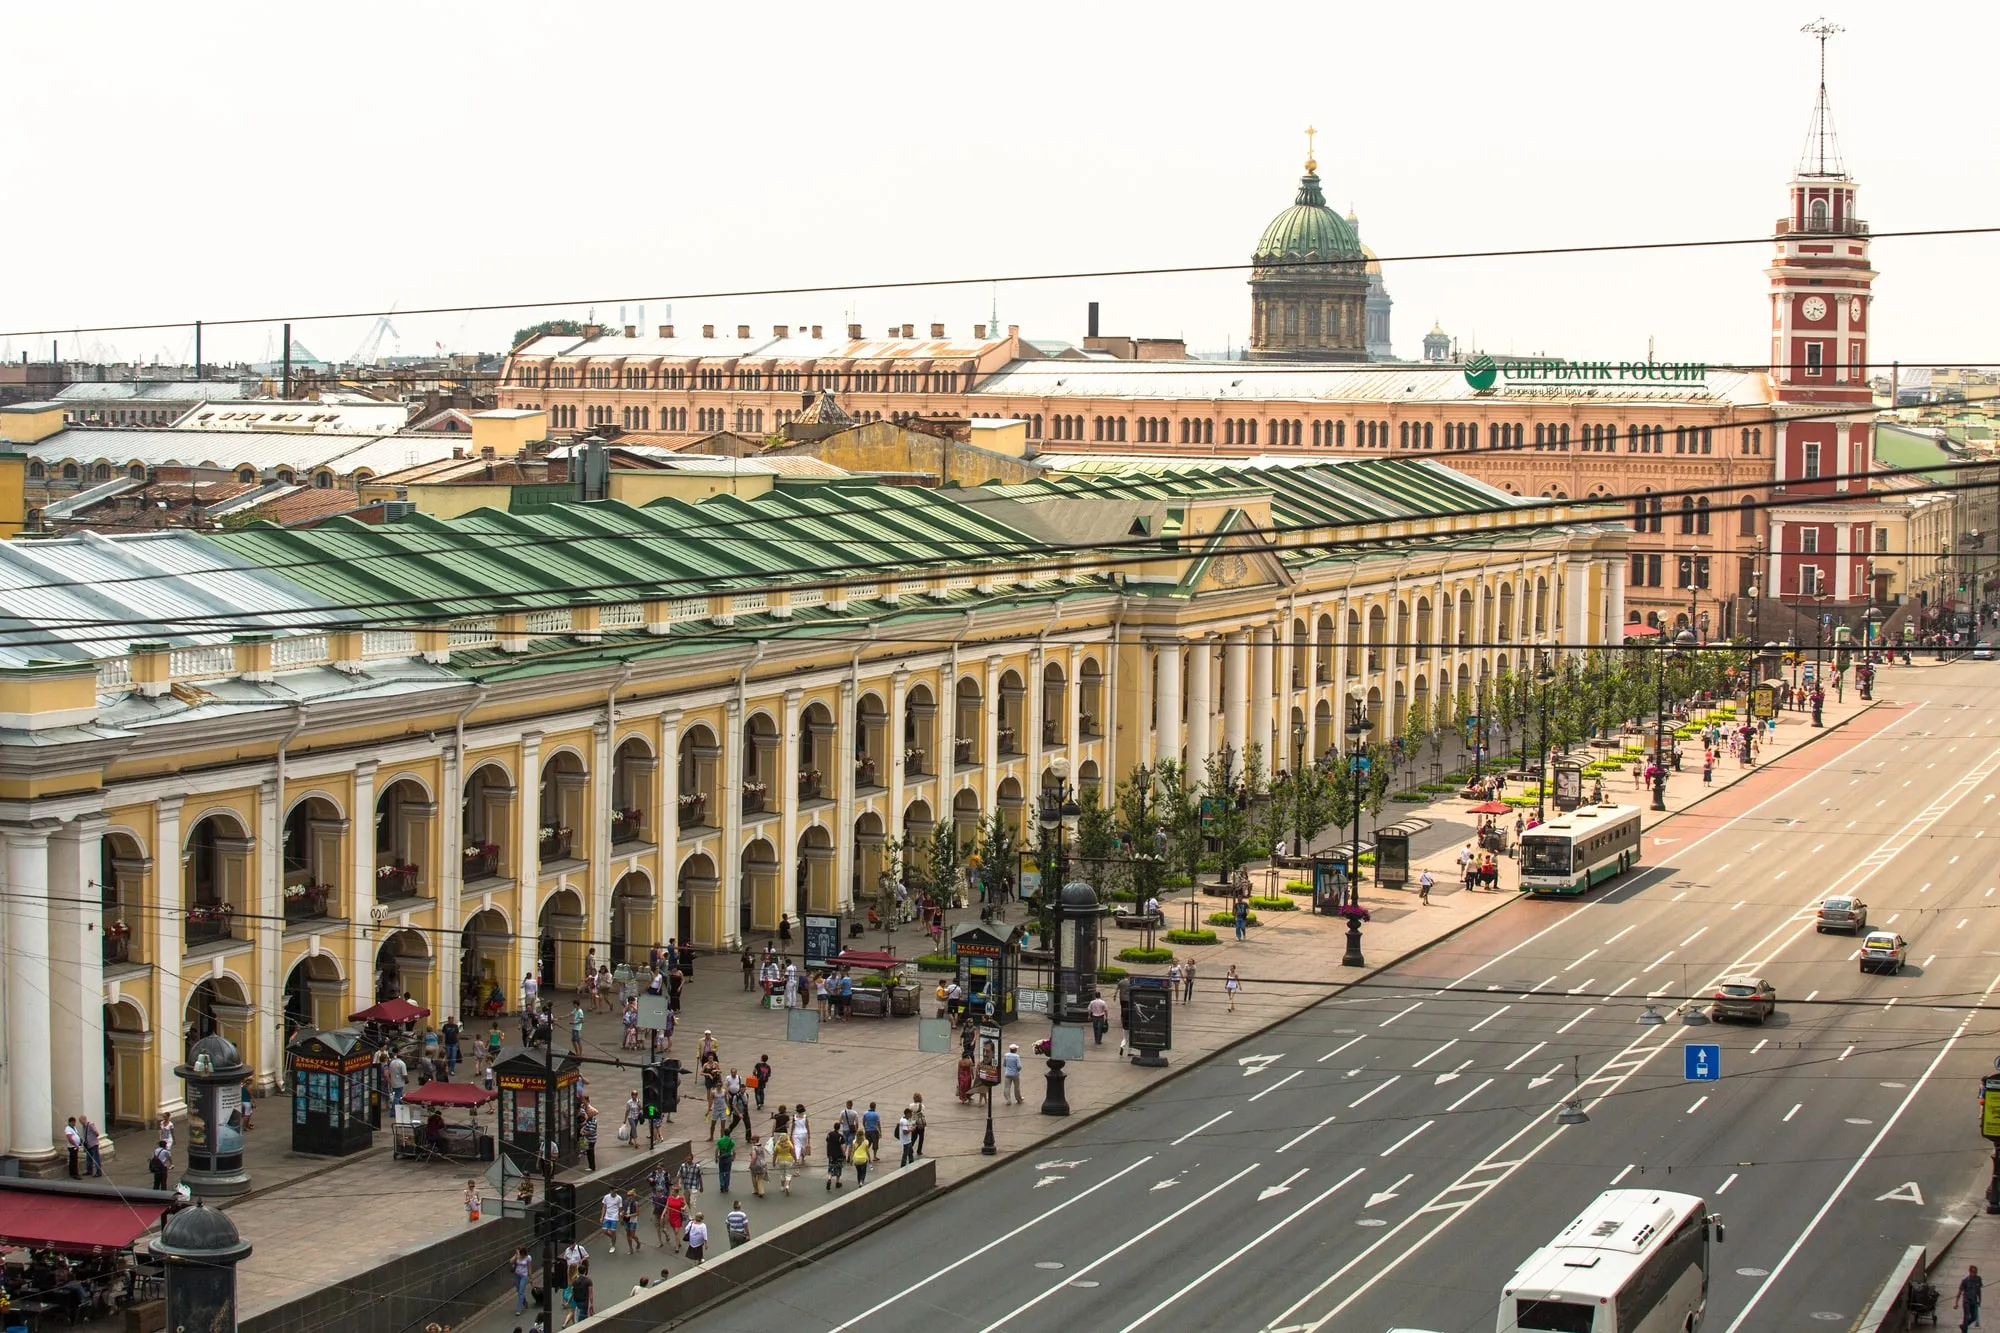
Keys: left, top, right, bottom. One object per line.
{"left": 1622, "top": 624, "right": 1663, "bottom": 639}
{"left": 827, "top": 949, "right": 903, "bottom": 970}
{"left": 0, "top": 1191, "right": 167, "bottom": 1255}
{"left": 403, "top": 1081, "right": 497, "bottom": 1108}
{"left": 350, "top": 998, "right": 431, "bottom": 1024}
{"left": 1467, "top": 801, "right": 1511, "bottom": 815}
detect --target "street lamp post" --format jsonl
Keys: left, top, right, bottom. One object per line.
{"left": 1343, "top": 690, "right": 1373, "bottom": 968}
{"left": 1036, "top": 756, "right": 1082, "bottom": 1010}
{"left": 1472, "top": 676, "right": 1487, "bottom": 785}
{"left": 1651, "top": 631, "right": 1696, "bottom": 812}
{"left": 1534, "top": 656, "right": 1557, "bottom": 825}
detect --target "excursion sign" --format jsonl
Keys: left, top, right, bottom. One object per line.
{"left": 1464, "top": 352, "right": 1709, "bottom": 392}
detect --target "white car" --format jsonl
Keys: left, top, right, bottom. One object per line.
{"left": 1859, "top": 931, "right": 1910, "bottom": 975}
{"left": 1974, "top": 643, "right": 1994, "bottom": 661}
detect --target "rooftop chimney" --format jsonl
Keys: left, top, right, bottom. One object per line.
{"left": 1008, "top": 325, "right": 1019, "bottom": 337}
{"left": 1088, "top": 302, "right": 1100, "bottom": 338}
{"left": 481, "top": 445, "right": 496, "bottom": 460}
{"left": 583, "top": 324, "right": 603, "bottom": 338}
{"left": 902, "top": 324, "right": 914, "bottom": 339}
{"left": 737, "top": 325, "right": 751, "bottom": 339}
{"left": 800, "top": 392, "right": 814, "bottom": 408}
{"left": 624, "top": 325, "right": 637, "bottom": 338}
{"left": 810, "top": 325, "right": 822, "bottom": 339}
{"left": 659, "top": 325, "right": 674, "bottom": 338}
{"left": 930, "top": 323, "right": 945, "bottom": 338}
{"left": 974, "top": 324, "right": 988, "bottom": 339}
{"left": 774, "top": 325, "right": 788, "bottom": 338}
{"left": 702, "top": 324, "right": 715, "bottom": 338}
{"left": 848, "top": 324, "right": 862, "bottom": 339}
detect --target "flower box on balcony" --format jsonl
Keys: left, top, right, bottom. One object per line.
{"left": 954, "top": 737, "right": 976, "bottom": 764}
{"left": 537, "top": 827, "right": 573, "bottom": 862}
{"left": 103, "top": 918, "right": 133, "bottom": 964}
{"left": 855, "top": 758, "right": 878, "bottom": 786}
{"left": 283, "top": 884, "right": 331, "bottom": 922}
{"left": 741, "top": 785, "right": 767, "bottom": 815}
{"left": 610, "top": 808, "right": 644, "bottom": 844}
{"left": 997, "top": 727, "right": 1018, "bottom": 755}
{"left": 184, "top": 903, "right": 233, "bottom": 946}
{"left": 1078, "top": 714, "right": 1098, "bottom": 738}
{"left": 903, "top": 747, "right": 925, "bottom": 776}
{"left": 678, "top": 793, "right": 708, "bottom": 827}
{"left": 799, "top": 771, "right": 823, "bottom": 800}
{"left": 376, "top": 864, "right": 420, "bottom": 898}
{"left": 463, "top": 843, "right": 499, "bottom": 880}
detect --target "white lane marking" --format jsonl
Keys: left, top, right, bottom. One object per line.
{"left": 1365, "top": 1173, "right": 1414, "bottom": 1208}
{"left": 1717, "top": 1172, "right": 1740, "bottom": 1194}
{"left": 1813, "top": 843, "right": 1825, "bottom": 853}
{"left": 1557, "top": 1008, "right": 1597, "bottom": 1035}
{"left": 1467, "top": 1006, "right": 1511, "bottom": 1032}
{"left": 1924, "top": 954, "right": 1938, "bottom": 968}
{"left": 1522, "top": 975, "right": 1558, "bottom": 997}
{"left": 1114, "top": 1168, "right": 1367, "bottom": 1333}
{"left": 1610, "top": 1163, "right": 1635, "bottom": 1185}
{"left": 825, "top": 1153, "right": 1156, "bottom": 1331}
{"left": 1563, "top": 949, "right": 1599, "bottom": 973}
{"left": 1248, "top": 1071, "right": 1303, "bottom": 1103}
{"left": 1716, "top": 863, "right": 1731, "bottom": 874}
{"left": 1504, "top": 1042, "right": 1547, "bottom": 1072}
{"left": 1411, "top": 1039, "right": 1458, "bottom": 1068}
{"left": 1673, "top": 892, "right": 1687, "bottom": 901}
{"left": 1446, "top": 1078, "right": 1494, "bottom": 1112}
{"left": 1884, "top": 997, "right": 1899, "bottom": 1012}
{"left": 1785, "top": 1103, "right": 1802, "bottom": 1122}
{"left": 1379, "top": 1121, "right": 1435, "bottom": 1157}
{"left": 1349, "top": 1076, "right": 1401, "bottom": 1109}
{"left": 978, "top": 1163, "right": 1261, "bottom": 1333}
{"left": 1607, "top": 977, "right": 1640, "bottom": 997}
{"left": 1732, "top": 901, "right": 1747, "bottom": 911}
{"left": 1318, "top": 1035, "right": 1366, "bottom": 1063}
{"left": 1604, "top": 925, "right": 1638, "bottom": 946}
{"left": 1921, "top": 882, "right": 1933, "bottom": 893}
{"left": 1722, "top": 1018, "right": 1974, "bottom": 1333}
{"left": 1172, "top": 1111, "right": 1233, "bottom": 1146}
{"left": 1952, "top": 855, "right": 1960, "bottom": 864}
{"left": 1379, "top": 1002, "right": 1423, "bottom": 1027}
{"left": 1776, "top": 870, "right": 1789, "bottom": 880}
{"left": 1566, "top": 979, "right": 1597, "bottom": 995}
{"left": 1643, "top": 951, "right": 1675, "bottom": 973}
{"left": 1886, "top": 913, "right": 1900, "bottom": 924}
{"left": 1838, "top": 1045, "right": 1855, "bottom": 1062}
{"left": 1260, "top": 1168, "right": 1310, "bottom": 1201}
{"left": 1959, "top": 918, "right": 1971, "bottom": 930}
{"left": 1846, "top": 821, "right": 1856, "bottom": 829}
{"left": 1278, "top": 1116, "right": 1339, "bottom": 1154}
{"left": 1682, "top": 927, "right": 1709, "bottom": 947}
{"left": 1688, "top": 1095, "right": 1709, "bottom": 1113}
{"left": 1752, "top": 1038, "right": 1768, "bottom": 1054}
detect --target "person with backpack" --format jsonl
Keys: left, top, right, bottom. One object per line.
{"left": 824, "top": 1125, "right": 847, "bottom": 1191}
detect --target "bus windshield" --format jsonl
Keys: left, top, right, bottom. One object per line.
{"left": 1520, "top": 837, "right": 1571, "bottom": 876}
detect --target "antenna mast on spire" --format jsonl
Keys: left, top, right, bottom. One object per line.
{"left": 1798, "top": 17, "right": 1847, "bottom": 177}
{"left": 1304, "top": 124, "right": 1317, "bottom": 174}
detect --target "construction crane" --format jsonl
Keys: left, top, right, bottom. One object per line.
{"left": 351, "top": 313, "right": 400, "bottom": 365}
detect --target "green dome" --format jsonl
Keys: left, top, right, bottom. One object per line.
{"left": 1255, "top": 171, "right": 1362, "bottom": 262}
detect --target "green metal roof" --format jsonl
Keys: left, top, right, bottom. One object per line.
{"left": 1254, "top": 171, "right": 1362, "bottom": 262}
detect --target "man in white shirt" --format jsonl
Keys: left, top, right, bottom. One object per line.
{"left": 1001, "top": 1044, "right": 1024, "bottom": 1104}
{"left": 522, "top": 972, "right": 540, "bottom": 1014}
{"left": 387, "top": 1055, "right": 408, "bottom": 1107}
{"left": 560, "top": 1239, "right": 589, "bottom": 1282}
{"left": 1087, "top": 994, "right": 1110, "bottom": 1045}
{"left": 600, "top": 1189, "right": 623, "bottom": 1256}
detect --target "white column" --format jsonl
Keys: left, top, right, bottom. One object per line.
{"left": 153, "top": 797, "right": 185, "bottom": 1117}
{"left": 1833, "top": 525, "right": 1852, "bottom": 601}
{"left": 590, "top": 716, "right": 615, "bottom": 957}
{"left": 1250, "top": 625, "right": 1274, "bottom": 774}
{"left": 1186, "top": 635, "right": 1214, "bottom": 779}
{"left": 888, "top": 670, "right": 909, "bottom": 841}
{"left": 1064, "top": 643, "right": 1082, "bottom": 783}
{"left": 1136, "top": 645, "right": 1156, "bottom": 770}
{"left": 254, "top": 778, "right": 280, "bottom": 1089}
{"left": 1222, "top": 630, "right": 1248, "bottom": 761}
{"left": 779, "top": 688, "right": 802, "bottom": 930}
{"left": 658, "top": 711, "right": 681, "bottom": 955}
{"left": 350, "top": 758, "right": 381, "bottom": 1009}
{"left": 1331, "top": 604, "right": 1351, "bottom": 761}
{"left": 6, "top": 822, "right": 58, "bottom": 1162}
{"left": 48, "top": 815, "right": 108, "bottom": 1148}
{"left": 834, "top": 678, "right": 858, "bottom": 913}
{"left": 1564, "top": 555, "right": 1590, "bottom": 648}
{"left": 982, "top": 656, "right": 1002, "bottom": 812}
{"left": 1026, "top": 646, "right": 1046, "bottom": 776}
{"left": 1155, "top": 641, "right": 1183, "bottom": 770}
{"left": 722, "top": 700, "right": 744, "bottom": 947}
{"left": 1606, "top": 559, "right": 1627, "bottom": 639}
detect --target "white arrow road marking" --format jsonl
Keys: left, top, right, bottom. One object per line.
{"left": 1115, "top": 1168, "right": 1366, "bottom": 1333}
{"left": 980, "top": 1163, "right": 1260, "bottom": 1333}
{"left": 826, "top": 1153, "right": 1155, "bottom": 1332}
{"left": 1279, "top": 1115, "right": 1338, "bottom": 1153}
{"left": 1876, "top": 1182, "right": 1926, "bottom": 1205}
{"left": 1249, "top": 1070, "right": 1303, "bottom": 1103}
{"left": 1411, "top": 1039, "right": 1458, "bottom": 1068}
{"left": 1171, "top": 1111, "right": 1232, "bottom": 1146}
{"left": 1344, "top": 1068, "right": 1364, "bottom": 1078}
{"left": 1653, "top": 836, "right": 1681, "bottom": 845}
{"left": 1365, "top": 1173, "right": 1413, "bottom": 1208}
{"left": 1034, "top": 1158, "right": 1088, "bottom": 1170}
{"left": 1033, "top": 1176, "right": 1064, "bottom": 1189}
{"left": 1528, "top": 1063, "right": 1563, "bottom": 1089}
{"left": 1566, "top": 979, "right": 1597, "bottom": 995}
{"left": 1260, "top": 1168, "right": 1309, "bottom": 1202}
{"left": 1434, "top": 1060, "right": 1474, "bottom": 1086}
{"left": 1239, "top": 1053, "right": 1285, "bottom": 1077}
{"left": 1151, "top": 1178, "right": 1181, "bottom": 1191}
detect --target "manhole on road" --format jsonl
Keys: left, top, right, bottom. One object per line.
{"left": 1736, "top": 1268, "right": 1769, "bottom": 1277}
{"left": 1035, "top": 1261, "right": 1065, "bottom": 1270}
{"left": 1357, "top": 1218, "right": 1389, "bottom": 1227}
{"left": 1811, "top": 1313, "right": 1846, "bottom": 1322}
{"left": 1070, "top": 1280, "right": 1101, "bottom": 1289}
{"left": 1846, "top": 1117, "right": 1874, "bottom": 1125}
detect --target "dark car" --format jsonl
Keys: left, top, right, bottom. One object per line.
{"left": 1708, "top": 976, "right": 1777, "bottom": 1024}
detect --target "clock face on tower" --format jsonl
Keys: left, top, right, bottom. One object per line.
{"left": 1802, "top": 296, "right": 1827, "bottom": 322}
{"left": 1849, "top": 296, "right": 1863, "bottom": 322}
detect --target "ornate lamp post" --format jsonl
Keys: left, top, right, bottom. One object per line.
{"left": 1037, "top": 756, "right": 1082, "bottom": 983}
{"left": 1652, "top": 629, "right": 1697, "bottom": 811}
{"left": 1342, "top": 689, "right": 1373, "bottom": 968}
{"left": 1534, "top": 655, "right": 1557, "bottom": 824}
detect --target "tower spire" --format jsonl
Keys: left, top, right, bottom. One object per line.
{"left": 1304, "top": 124, "right": 1317, "bottom": 175}
{"left": 1797, "top": 17, "right": 1847, "bottom": 178}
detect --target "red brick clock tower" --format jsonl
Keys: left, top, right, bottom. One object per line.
{"left": 1767, "top": 20, "right": 1877, "bottom": 608}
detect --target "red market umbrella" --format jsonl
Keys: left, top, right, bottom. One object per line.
{"left": 1467, "top": 801, "right": 1510, "bottom": 815}
{"left": 1621, "top": 623, "right": 1663, "bottom": 639}
{"left": 402, "top": 1081, "right": 496, "bottom": 1108}
{"left": 349, "top": 998, "right": 432, "bottom": 1024}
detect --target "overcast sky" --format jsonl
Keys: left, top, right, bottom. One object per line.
{"left": 4, "top": 0, "right": 1995, "bottom": 374}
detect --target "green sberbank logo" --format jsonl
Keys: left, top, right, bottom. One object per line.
{"left": 1464, "top": 355, "right": 1709, "bottom": 392}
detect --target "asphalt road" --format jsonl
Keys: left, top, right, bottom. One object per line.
{"left": 670, "top": 657, "right": 2000, "bottom": 1333}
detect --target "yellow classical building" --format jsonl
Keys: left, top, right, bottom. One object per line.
{"left": 0, "top": 448, "right": 1624, "bottom": 1165}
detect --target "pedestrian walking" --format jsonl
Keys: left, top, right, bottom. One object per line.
{"left": 1183, "top": 958, "right": 1197, "bottom": 1003}
{"left": 1088, "top": 994, "right": 1109, "bottom": 1044}
{"left": 684, "top": 1213, "right": 709, "bottom": 1264}
{"left": 1002, "top": 1044, "right": 1024, "bottom": 1104}
{"left": 772, "top": 1130, "right": 797, "bottom": 1195}
{"left": 791, "top": 1104, "right": 811, "bottom": 1163}
{"left": 465, "top": 1179, "right": 483, "bottom": 1223}
{"left": 725, "top": 1202, "right": 751, "bottom": 1250}
{"left": 580, "top": 1103, "right": 598, "bottom": 1171}
{"left": 1225, "top": 964, "right": 1241, "bottom": 1012}
{"left": 64, "top": 1117, "right": 81, "bottom": 1177}
{"left": 665, "top": 1183, "right": 687, "bottom": 1252}
{"left": 677, "top": 1147, "right": 705, "bottom": 1201}
{"left": 441, "top": 1015, "right": 460, "bottom": 1074}
{"left": 511, "top": 1246, "right": 533, "bottom": 1313}
{"left": 896, "top": 1110, "right": 917, "bottom": 1167}
{"left": 752, "top": 1054, "right": 772, "bottom": 1110}
{"left": 824, "top": 1127, "right": 847, "bottom": 1190}
{"left": 748, "top": 1134, "right": 770, "bottom": 1197}
{"left": 1233, "top": 898, "right": 1249, "bottom": 941}
{"left": 1418, "top": 870, "right": 1433, "bottom": 905}
{"left": 622, "top": 1188, "right": 643, "bottom": 1253}
{"left": 599, "top": 1188, "right": 623, "bottom": 1257}
{"left": 1166, "top": 960, "right": 1182, "bottom": 1002}
{"left": 851, "top": 1133, "right": 872, "bottom": 1185}
{"left": 715, "top": 1129, "right": 736, "bottom": 1192}
{"left": 148, "top": 1138, "right": 171, "bottom": 1190}
{"left": 80, "top": 1116, "right": 103, "bottom": 1176}
{"left": 1958, "top": 1264, "right": 1983, "bottom": 1333}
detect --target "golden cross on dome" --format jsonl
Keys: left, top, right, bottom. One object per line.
{"left": 1304, "top": 125, "right": 1318, "bottom": 174}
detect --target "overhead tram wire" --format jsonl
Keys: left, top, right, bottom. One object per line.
{"left": 0, "top": 427, "right": 1986, "bottom": 618}
{"left": 1, "top": 463, "right": 1992, "bottom": 653}
{"left": 6, "top": 222, "right": 2000, "bottom": 340}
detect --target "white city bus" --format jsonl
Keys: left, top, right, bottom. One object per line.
{"left": 1517, "top": 804, "right": 1644, "bottom": 896}
{"left": 1498, "top": 1189, "right": 1721, "bottom": 1333}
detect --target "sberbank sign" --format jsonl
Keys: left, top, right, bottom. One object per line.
{"left": 1462, "top": 352, "right": 1709, "bottom": 393}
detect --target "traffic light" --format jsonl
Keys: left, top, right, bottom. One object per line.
{"left": 643, "top": 1059, "right": 681, "bottom": 1118}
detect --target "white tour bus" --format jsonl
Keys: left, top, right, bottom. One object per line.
{"left": 1517, "top": 804, "right": 1644, "bottom": 897}
{"left": 1498, "top": 1188, "right": 1721, "bottom": 1333}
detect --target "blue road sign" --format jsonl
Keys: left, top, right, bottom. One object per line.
{"left": 1685, "top": 1044, "right": 1721, "bottom": 1081}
